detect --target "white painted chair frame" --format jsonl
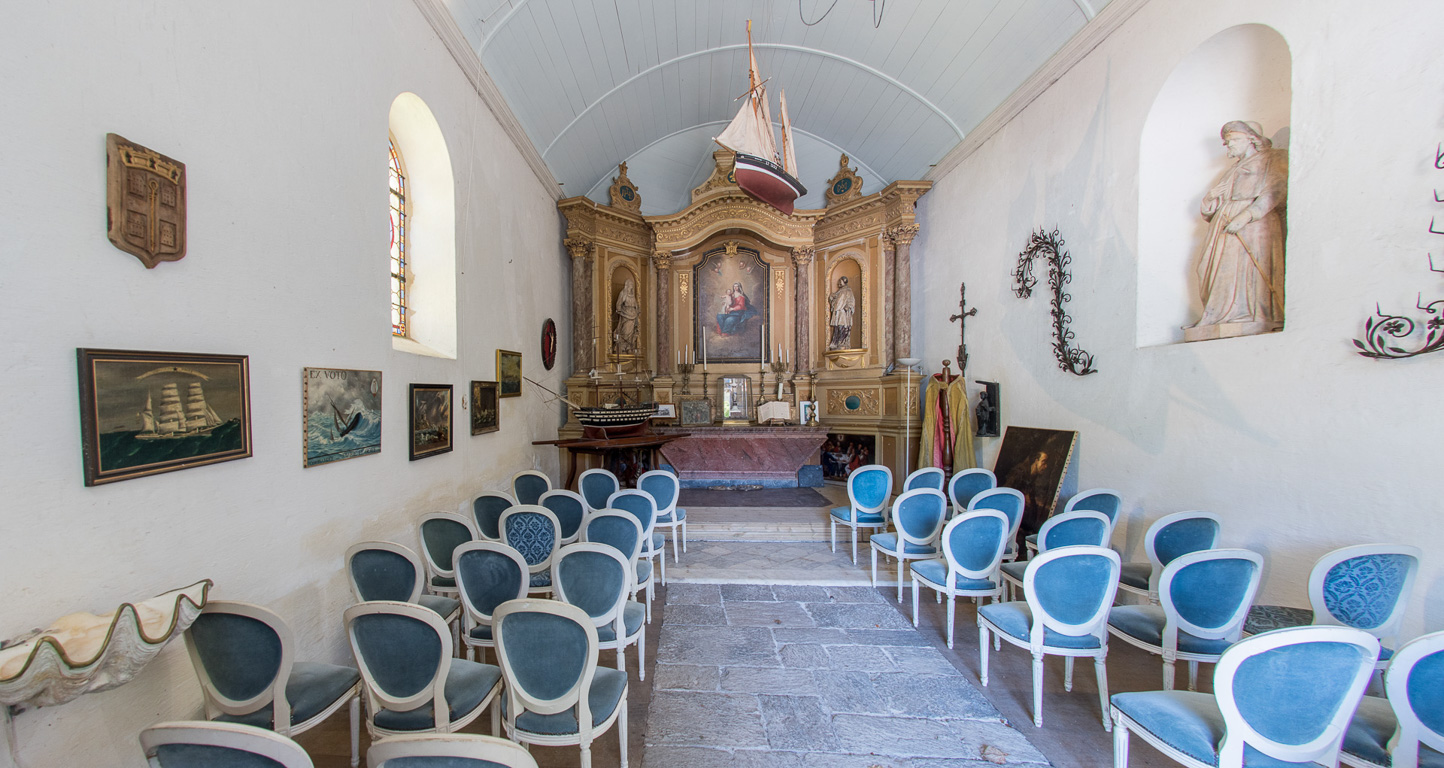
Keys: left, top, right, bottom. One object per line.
{"left": 581, "top": 510, "right": 647, "bottom": 610}
{"left": 870, "top": 488, "right": 948, "bottom": 603}
{"left": 578, "top": 468, "right": 621, "bottom": 513}
{"left": 979, "top": 546, "right": 1121, "bottom": 730}
{"left": 1108, "top": 549, "right": 1263, "bottom": 692}
{"left": 366, "top": 733, "right": 539, "bottom": 768}
{"left": 184, "top": 601, "right": 361, "bottom": 766}
{"left": 538, "top": 488, "right": 588, "bottom": 545}
{"left": 453, "top": 541, "right": 531, "bottom": 663}
{"left": 1308, "top": 543, "right": 1422, "bottom": 669}
{"left": 830, "top": 464, "right": 894, "bottom": 565}
{"left": 968, "top": 487, "right": 1025, "bottom": 563}
{"left": 510, "top": 469, "right": 553, "bottom": 505}
{"left": 637, "top": 469, "right": 686, "bottom": 563}
{"left": 1369, "top": 631, "right": 1444, "bottom": 768}
{"left": 343, "top": 600, "right": 501, "bottom": 742}
{"left": 140, "top": 720, "right": 314, "bottom": 768}
{"left": 1115, "top": 511, "right": 1221, "bottom": 603}
{"left": 1111, "top": 625, "right": 1379, "bottom": 768}
{"left": 910, "top": 510, "right": 1010, "bottom": 649}
{"left": 1001, "top": 510, "right": 1112, "bottom": 601}
{"left": 417, "top": 512, "right": 479, "bottom": 598}
{"left": 1026, "top": 487, "right": 1122, "bottom": 557}
{"left": 607, "top": 488, "right": 664, "bottom": 620}
{"left": 498, "top": 505, "right": 562, "bottom": 596}
{"left": 947, "top": 468, "right": 997, "bottom": 518}
{"left": 551, "top": 542, "right": 646, "bottom": 681}
{"left": 493, "top": 599, "right": 628, "bottom": 768}
{"left": 902, "top": 466, "right": 946, "bottom": 492}
{"left": 462, "top": 491, "right": 516, "bottom": 542}
{"left": 345, "top": 540, "right": 463, "bottom": 652}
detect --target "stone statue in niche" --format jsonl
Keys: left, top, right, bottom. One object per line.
{"left": 827, "top": 276, "right": 856, "bottom": 350}
{"left": 612, "top": 276, "right": 640, "bottom": 355}
{"left": 1184, "top": 120, "right": 1288, "bottom": 342}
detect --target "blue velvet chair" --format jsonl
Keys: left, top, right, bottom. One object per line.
{"left": 870, "top": 488, "right": 947, "bottom": 603}
{"left": 978, "top": 546, "right": 1121, "bottom": 730}
{"left": 453, "top": 541, "right": 530, "bottom": 663}
{"left": 1342, "top": 630, "right": 1444, "bottom": 768}
{"left": 511, "top": 470, "right": 553, "bottom": 506}
{"left": 552, "top": 542, "right": 646, "bottom": 680}
{"left": 638, "top": 469, "right": 686, "bottom": 563}
{"left": 345, "top": 541, "right": 462, "bottom": 634}
{"left": 903, "top": 466, "right": 946, "bottom": 493}
{"left": 1000, "top": 510, "right": 1111, "bottom": 601}
{"left": 1026, "top": 488, "right": 1122, "bottom": 557}
{"left": 1117, "top": 511, "right": 1221, "bottom": 604}
{"left": 493, "top": 598, "right": 629, "bottom": 768}
{"left": 830, "top": 464, "right": 893, "bottom": 564}
{"left": 140, "top": 721, "right": 313, "bottom": 768}
{"left": 583, "top": 510, "right": 646, "bottom": 611}
{"left": 1108, "top": 549, "right": 1263, "bottom": 691}
{"left": 1110, "top": 625, "right": 1380, "bottom": 768}
{"left": 947, "top": 468, "right": 997, "bottom": 518}
{"left": 499, "top": 506, "right": 561, "bottom": 596}
{"left": 344, "top": 601, "right": 504, "bottom": 742}
{"left": 578, "top": 468, "right": 620, "bottom": 514}
{"left": 418, "top": 512, "right": 478, "bottom": 598}
{"left": 607, "top": 489, "right": 663, "bottom": 622}
{"left": 1308, "top": 544, "right": 1422, "bottom": 669}
{"left": 467, "top": 492, "right": 514, "bottom": 542}
{"left": 539, "top": 489, "right": 587, "bottom": 545}
{"left": 967, "top": 487, "right": 1025, "bottom": 563}
{"left": 910, "top": 509, "right": 1010, "bottom": 648}
{"left": 365, "top": 733, "right": 539, "bottom": 768}
{"left": 183, "top": 601, "right": 362, "bottom": 766}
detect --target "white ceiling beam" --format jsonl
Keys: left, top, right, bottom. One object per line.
{"left": 1072, "top": 0, "right": 1099, "bottom": 21}
{"left": 412, "top": 0, "right": 562, "bottom": 200}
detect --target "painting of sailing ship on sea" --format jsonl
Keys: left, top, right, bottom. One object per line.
{"left": 302, "top": 367, "right": 381, "bottom": 468}
{"left": 470, "top": 380, "right": 499, "bottom": 435}
{"left": 409, "top": 383, "right": 453, "bottom": 460}
{"left": 77, "top": 349, "right": 252, "bottom": 486}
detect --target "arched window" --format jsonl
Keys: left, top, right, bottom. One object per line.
{"left": 389, "top": 137, "right": 408, "bottom": 337}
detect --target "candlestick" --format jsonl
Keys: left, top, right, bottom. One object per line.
{"left": 702, "top": 333, "right": 708, "bottom": 371}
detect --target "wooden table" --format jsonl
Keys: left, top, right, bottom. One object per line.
{"left": 533, "top": 432, "right": 690, "bottom": 489}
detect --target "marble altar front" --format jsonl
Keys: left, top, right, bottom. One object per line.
{"left": 656, "top": 425, "right": 827, "bottom": 488}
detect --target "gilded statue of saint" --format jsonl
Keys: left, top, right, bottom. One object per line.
{"left": 1185, "top": 120, "right": 1288, "bottom": 340}
{"left": 827, "top": 276, "right": 855, "bottom": 350}
{"left": 612, "top": 277, "right": 640, "bottom": 355}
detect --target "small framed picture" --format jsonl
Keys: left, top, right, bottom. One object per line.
{"left": 409, "top": 383, "right": 453, "bottom": 460}
{"left": 799, "top": 400, "right": 816, "bottom": 425}
{"left": 655, "top": 403, "right": 676, "bottom": 419}
{"left": 470, "top": 380, "right": 499, "bottom": 435}
{"left": 497, "top": 349, "right": 522, "bottom": 397}
{"left": 302, "top": 367, "right": 382, "bottom": 468}
{"left": 679, "top": 398, "right": 713, "bottom": 427}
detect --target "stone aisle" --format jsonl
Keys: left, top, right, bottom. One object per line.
{"left": 642, "top": 582, "right": 1050, "bottom": 768}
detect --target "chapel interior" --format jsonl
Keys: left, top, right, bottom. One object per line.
{"left": 2, "top": 1, "right": 1440, "bottom": 767}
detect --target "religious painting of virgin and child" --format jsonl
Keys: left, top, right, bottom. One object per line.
{"left": 695, "top": 247, "right": 768, "bottom": 363}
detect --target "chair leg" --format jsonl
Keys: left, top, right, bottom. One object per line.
{"left": 617, "top": 691, "right": 629, "bottom": 768}
{"left": 681, "top": 519, "right": 687, "bottom": 552}
{"left": 1031, "top": 652, "right": 1045, "bottom": 727}
{"left": 1112, "top": 716, "right": 1130, "bottom": 767}
{"left": 830, "top": 520, "right": 837, "bottom": 552}
{"left": 491, "top": 696, "right": 501, "bottom": 737}
{"left": 978, "top": 624, "right": 991, "bottom": 686}
{"left": 638, "top": 628, "right": 646, "bottom": 682}
{"left": 911, "top": 577, "right": 920, "bottom": 627}
{"left": 581, "top": 740, "right": 592, "bottom": 768}
{"left": 851, "top": 528, "right": 858, "bottom": 565}
{"left": 871, "top": 546, "right": 878, "bottom": 586}
{"left": 659, "top": 552, "right": 666, "bottom": 586}
{"left": 1095, "top": 655, "right": 1112, "bottom": 732}
{"left": 1162, "top": 657, "right": 1176, "bottom": 691}
{"left": 1188, "top": 661, "right": 1199, "bottom": 692}
{"left": 1065, "top": 656, "right": 1075, "bottom": 692}
{"left": 349, "top": 696, "right": 360, "bottom": 768}
{"left": 671, "top": 525, "right": 680, "bottom": 563}
{"left": 896, "top": 558, "right": 905, "bottom": 603}
{"left": 946, "top": 594, "right": 956, "bottom": 650}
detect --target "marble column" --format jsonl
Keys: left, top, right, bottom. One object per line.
{"left": 881, "top": 235, "right": 896, "bottom": 368}
{"left": 888, "top": 224, "right": 920, "bottom": 360}
{"left": 653, "top": 251, "right": 672, "bottom": 376}
{"left": 791, "top": 247, "right": 814, "bottom": 374}
{"left": 564, "top": 236, "right": 595, "bottom": 371}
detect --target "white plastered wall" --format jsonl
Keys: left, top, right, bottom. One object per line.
{"left": 915, "top": 0, "right": 1443, "bottom": 638}
{"left": 0, "top": 2, "right": 568, "bottom": 765}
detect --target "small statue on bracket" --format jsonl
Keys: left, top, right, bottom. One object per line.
{"left": 827, "top": 276, "right": 855, "bottom": 350}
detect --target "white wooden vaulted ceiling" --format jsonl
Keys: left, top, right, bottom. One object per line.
{"left": 438, "top": 0, "right": 1113, "bottom": 214}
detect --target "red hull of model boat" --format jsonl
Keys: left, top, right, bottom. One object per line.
{"left": 734, "top": 154, "right": 806, "bottom": 216}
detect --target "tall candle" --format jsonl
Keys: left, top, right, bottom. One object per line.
{"left": 761, "top": 325, "right": 766, "bottom": 363}
{"left": 703, "top": 332, "right": 708, "bottom": 370}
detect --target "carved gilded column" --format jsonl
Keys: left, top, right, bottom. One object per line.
{"left": 653, "top": 251, "right": 672, "bottom": 375}
{"left": 791, "top": 247, "right": 814, "bottom": 374}
{"left": 881, "top": 234, "right": 897, "bottom": 367}
{"left": 888, "top": 224, "right": 920, "bottom": 360}
{"left": 564, "top": 236, "right": 595, "bottom": 371}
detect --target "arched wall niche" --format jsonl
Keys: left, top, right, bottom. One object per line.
{"left": 1137, "top": 24, "right": 1292, "bottom": 347}
{"left": 389, "top": 92, "right": 458, "bottom": 358}
{"left": 825, "top": 253, "right": 865, "bottom": 351}
{"left": 606, "top": 261, "right": 642, "bottom": 360}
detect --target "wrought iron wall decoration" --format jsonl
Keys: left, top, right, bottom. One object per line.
{"left": 1011, "top": 228, "right": 1098, "bottom": 376}
{"left": 1351, "top": 143, "right": 1444, "bottom": 360}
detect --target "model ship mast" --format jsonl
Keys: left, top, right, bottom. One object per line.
{"left": 714, "top": 20, "right": 807, "bottom": 215}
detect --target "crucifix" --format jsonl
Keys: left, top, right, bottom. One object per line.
{"left": 949, "top": 282, "right": 977, "bottom": 377}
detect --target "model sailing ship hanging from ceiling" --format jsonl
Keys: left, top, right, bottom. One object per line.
{"left": 714, "top": 21, "right": 807, "bottom": 216}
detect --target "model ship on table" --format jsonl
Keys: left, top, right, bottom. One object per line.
{"left": 714, "top": 20, "right": 807, "bottom": 216}
{"left": 524, "top": 376, "right": 659, "bottom": 439}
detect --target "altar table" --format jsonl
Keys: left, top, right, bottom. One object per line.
{"left": 654, "top": 425, "right": 827, "bottom": 488}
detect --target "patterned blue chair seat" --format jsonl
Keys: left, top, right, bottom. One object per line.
{"left": 910, "top": 559, "right": 996, "bottom": 592}
{"left": 371, "top": 661, "right": 503, "bottom": 732}
{"left": 1108, "top": 606, "right": 1233, "bottom": 656}
{"left": 830, "top": 507, "right": 883, "bottom": 524}
{"left": 502, "top": 667, "right": 628, "bottom": 736}
{"left": 868, "top": 533, "right": 937, "bottom": 555}
{"left": 978, "top": 602, "right": 1103, "bottom": 649}
{"left": 528, "top": 572, "right": 552, "bottom": 588}
{"left": 1309, "top": 544, "right": 1421, "bottom": 671}
{"left": 500, "top": 507, "right": 560, "bottom": 597}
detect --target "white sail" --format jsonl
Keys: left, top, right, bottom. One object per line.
{"left": 140, "top": 392, "right": 155, "bottom": 433}
{"left": 779, "top": 88, "right": 798, "bottom": 177}
{"left": 156, "top": 384, "right": 185, "bottom": 434}
{"left": 714, "top": 22, "right": 778, "bottom": 163}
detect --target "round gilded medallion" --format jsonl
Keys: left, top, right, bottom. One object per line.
{"left": 620, "top": 186, "right": 635, "bottom": 201}
{"left": 541, "top": 318, "right": 557, "bottom": 370}
{"left": 833, "top": 178, "right": 852, "bottom": 196}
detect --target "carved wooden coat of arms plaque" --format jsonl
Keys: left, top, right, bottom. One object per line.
{"left": 106, "top": 133, "right": 186, "bottom": 268}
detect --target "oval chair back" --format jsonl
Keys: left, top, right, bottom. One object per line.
{"left": 511, "top": 470, "right": 552, "bottom": 506}
{"left": 538, "top": 489, "right": 587, "bottom": 544}
{"left": 847, "top": 464, "right": 893, "bottom": 518}
{"left": 1160, "top": 549, "right": 1263, "bottom": 645}
{"left": 552, "top": 543, "right": 631, "bottom": 628}
{"left": 1062, "top": 488, "right": 1123, "bottom": 532}
{"left": 499, "top": 506, "right": 561, "bottom": 595}
{"left": 1213, "top": 626, "right": 1379, "bottom": 766}
{"left": 969, "top": 488, "right": 1025, "bottom": 555}
{"left": 1022, "top": 546, "right": 1121, "bottom": 650}
{"left": 346, "top": 541, "right": 424, "bottom": 604}
{"left": 636, "top": 470, "right": 679, "bottom": 520}
{"left": 453, "top": 541, "right": 530, "bottom": 655}
{"left": 578, "top": 469, "right": 620, "bottom": 513}
{"left": 140, "top": 721, "right": 315, "bottom": 768}
{"left": 1144, "top": 511, "right": 1221, "bottom": 595}
{"left": 185, "top": 601, "right": 295, "bottom": 724}
{"left": 468, "top": 493, "right": 514, "bottom": 542}
{"left": 903, "top": 467, "right": 946, "bottom": 493}
{"left": 942, "top": 510, "right": 1011, "bottom": 585}
{"left": 1036, "top": 510, "right": 1112, "bottom": 552}
{"left": 1372, "top": 631, "right": 1444, "bottom": 767}
{"left": 948, "top": 468, "right": 997, "bottom": 516}
{"left": 606, "top": 489, "right": 657, "bottom": 538}
{"left": 1308, "top": 544, "right": 1422, "bottom": 654}
{"left": 418, "top": 513, "right": 478, "bottom": 595}
{"left": 892, "top": 488, "right": 948, "bottom": 546}
{"left": 582, "top": 511, "right": 644, "bottom": 563}
{"left": 364, "top": 733, "right": 539, "bottom": 768}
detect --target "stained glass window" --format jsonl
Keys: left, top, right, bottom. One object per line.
{"left": 389, "top": 138, "right": 408, "bottom": 337}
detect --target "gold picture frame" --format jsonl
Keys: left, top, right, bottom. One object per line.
{"left": 497, "top": 349, "right": 522, "bottom": 398}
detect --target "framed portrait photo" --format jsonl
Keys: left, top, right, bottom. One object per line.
{"left": 470, "top": 380, "right": 499, "bottom": 435}
{"left": 409, "top": 383, "right": 453, "bottom": 460}
{"left": 77, "top": 348, "right": 252, "bottom": 486}
{"left": 497, "top": 349, "right": 522, "bottom": 398}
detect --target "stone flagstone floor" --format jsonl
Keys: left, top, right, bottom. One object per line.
{"left": 643, "top": 582, "right": 1049, "bottom": 768}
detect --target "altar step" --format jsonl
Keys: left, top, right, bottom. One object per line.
{"left": 686, "top": 518, "right": 831, "bottom": 542}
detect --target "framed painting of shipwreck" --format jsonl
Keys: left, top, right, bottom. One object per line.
{"left": 77, "top": 348, "right": 252, "bottom": 486}
{"left": 409, "top": 383, "right": 453, "bottom": 460}
{"left": 302, "top": 367, "right": 382, "bottom": 468}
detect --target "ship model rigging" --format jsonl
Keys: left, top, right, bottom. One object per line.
{"left": 714, "top": 20, "right": 807, "bottom": 216}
